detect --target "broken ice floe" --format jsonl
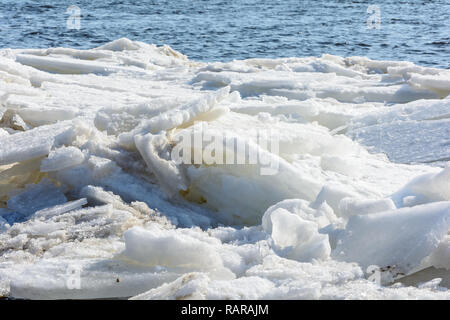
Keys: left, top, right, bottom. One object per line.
{"left": 0, "top": 38, "right": 450, "bottom": 299}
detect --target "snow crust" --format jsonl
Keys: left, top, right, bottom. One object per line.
{"left": 0, "top": 38, "right": 449, "bottom": 299}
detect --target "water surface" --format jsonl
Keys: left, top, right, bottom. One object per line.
{"left": 0, "top": 0, "right": 449, "bottom": 67}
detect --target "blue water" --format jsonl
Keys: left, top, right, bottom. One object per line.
{"left": 0, "top": 0, "right": 449, "bottom": 68}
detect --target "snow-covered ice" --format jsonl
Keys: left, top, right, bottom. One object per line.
{"left": 0, "top": 38, "right": 449, "bottom": 299}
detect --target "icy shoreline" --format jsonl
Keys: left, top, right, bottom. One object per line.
{"left": 0, "top": 38, "right": 449, "bottom": 299}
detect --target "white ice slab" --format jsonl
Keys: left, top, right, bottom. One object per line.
{"left": 333, "top": 201, "right": 450, "bottom": 275}
{"left": 0, "top": 122, "right": 76, "bottom": 165}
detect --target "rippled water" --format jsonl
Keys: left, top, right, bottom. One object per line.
{"left": 0, "top": 0, "right": 449, "bottom": 68}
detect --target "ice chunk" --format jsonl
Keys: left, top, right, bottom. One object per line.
{"left": 392, "top": 165, "right": 450, "bottom": 207}
{"left": 350, "top": 118, "right": 450, "bottom": 164}
{"left": 135, "top": 133, "right": 188, "bottom": 196}
{"left": 0, "top": 122, "right": 76, "bottom": 165}
{"left": 425, "top": 235, "right": 450, "bottom": 270}
{"left": 338, "top": 197, "right": 396, "bottom": 219}
{"left": 14, "top": 106, "right": 77, "bottom": 127}
{"left": 87, "top": 156, "right": 120, "bottom": 178}
{"left": 263, "top": 206, "right": 331, "bottom": 262}
{"left": 15, "top": 54, "right": 146, "bottom": 75}
{"left": 16, "top": 220, "right": 67, "bottom": 237}
{"left": 130, "top": 273, "right": 210, "bottom": 300}
{"left": 7, "top": 234, "right": 28, "bottom": 249}
{"left": 179, "top": 126, "right": 323, "bottom": 225}
{"left": 348, "top": 98, "right": 450, "bottom": 165}
{"left": 320, "top": 155, "right": 364, "bottom": 177}
{"left": 119, "top": 225, "right": 234, "bottom": 278}
{"left": 80, "top": 185, "right": 134, "bottom": 208}
{"left": 312, "top": 184, "right": 360, "bottom": 215}
{"left": 118, "top": 86, "right": 231, "bottom": 148}
{"left": 409, "top": 72, "right": 450, "bottom": 97}
{"left": 95, "top": 38, "right": 140, "bottom": 51}
{"left": 196, "top": 68, "right": 439, "bottom": 103}
{"left": 0, "top": 109, "right": 30, "bottom": 131}
{"left": 9, "top": 258, "right": 181, "bottom": 299}
{"left": 33, "top": 198, "right": 87, "bottom": 220}
{"left": 262, "top": 199, "right": 337, "bottom": 231}
{"left": 130, "top": 273, "right": 275, "bottom": 300}
{"left": 0, "top": 158, "right": 41, "bottom": 182}
{"left": 40, "top": 146, "right": 85, "bottom": 172}
{"left": 333, "top": 202, "right": 450, "bottom": 276}
{"left": 7, "top": 180, "right": 67, "bottom": 221}
{"left": 244, "top": 254, "right": 357, "bottom": 299}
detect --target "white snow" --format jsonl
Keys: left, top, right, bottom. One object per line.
{"left": 0, "top": 39, "right": 449, "bottom": 299}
